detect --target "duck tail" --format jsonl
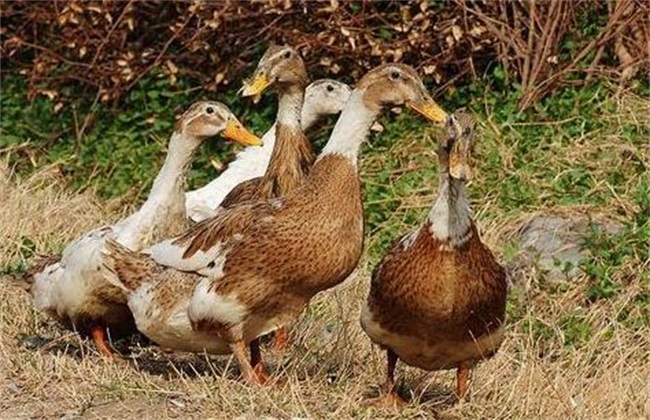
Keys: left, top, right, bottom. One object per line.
{"left": 102, "top": 238, "right": 158, "bottom": 292}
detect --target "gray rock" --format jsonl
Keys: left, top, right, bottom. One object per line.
{"left": 506, "top": 210, "right": 622, "bottom": 284}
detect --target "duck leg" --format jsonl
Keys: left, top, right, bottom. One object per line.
{"left": 231, "top": 340, "right": 258, "bottom": 384}
{"left": 455, "top": 361, "right": 471, "bottom": 400}
{"left": 273, "top": 327, "right": 288, "bottom": 351}
{"left": 371, "top": 349, "right": 406, "bottom": 407}
{"left": 90, "top": 325, "right": 114, "bottom": 358}
{"left": 249, "top": 338, "right": 270, "bottom": 384}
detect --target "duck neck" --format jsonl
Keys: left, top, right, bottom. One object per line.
{"left": 257, "top": 84, "right": 314, "bottom": 198}
{"left": 115, "top": 131, "right": 199, "bottom": 248}
{"left": 318, "top": 90, "right": 377, "bottom": 169}
{"left": 300, "top": 106, "right": 319, "bottom": 131}
{"left": 276, "top": 85, "right": 304, "bottom": 130}
{"left": 427, "top": 169, "right": 473, "bottom": 248}
{"left": 148, "top": 132, "right": 200, "bottom": 203}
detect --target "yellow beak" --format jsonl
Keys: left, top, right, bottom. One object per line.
{"left": 222, "top": 120, "right": 262, "bottom": 146}
{"left": 449, "top": 153, "right": 472, "bottom": 181}
{"left": 447, "top": 114, "right": 472, "bottom": 181}
{"left": 241, "top": 74, "right": 271, "bottom": 99}
{"left": 407, "top": 99, "right": 448, "bottom": 124}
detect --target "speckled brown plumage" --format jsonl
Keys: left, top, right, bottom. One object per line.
{"left": 220, "top": 123, "right": 315, "bottom": 208}
{"left": 361, "top": 111, "right": 507, "bottom": 402}
{"left": 210, "top": 154, "right": 359, "bottom": 284}
{"left": 365, "top": 223, "right": 506, "bottom": 367}
{"left": 186, "top": 153, "right": 363, "bottom": 336}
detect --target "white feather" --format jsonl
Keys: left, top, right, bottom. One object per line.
{"left": 146, "top": 239, "right": 227, "bottom": 276}
{"left": 427, "top": 177, "right": 473, "bottom": 247}
{"left": 128, "top": 281, "right": 231, "bottom": 354}
{"left": 188, "top": 278, "right": 248, "bottom": 328}
{"left": 318, "top": 90, "right": 377, "bottom": 168}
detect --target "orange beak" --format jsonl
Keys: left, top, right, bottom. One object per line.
{"left": 222, "top": 120, "right": 262, "bottom": 146}
{"left": 407, "top": 98, "right": 448, "bottom": 124}
{"left": 241, "top": 73, "right": 271, "bottom": 104}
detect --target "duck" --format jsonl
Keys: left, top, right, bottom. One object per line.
{"left": 192, "top": 44, "right": 322, "bottom": 352}
{"left": 102, "top": 63, "right": 448, "bottom": 384}
{"left": 360, "top": 111, "right": 508, "bottom": 404}
{"left": 29, "top": 102, "right": 260, "bottom": 358}
{"left": 218, "top": 44, "right": 315, "bottom": 210}
{"left": 184, "top": 78, "right": 351, "bottom": 223}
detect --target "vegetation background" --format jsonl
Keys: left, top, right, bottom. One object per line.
{"left": 1, "top": 1, "right": 648, "bottom": 418}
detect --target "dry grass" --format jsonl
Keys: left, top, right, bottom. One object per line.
{"left": 1, "top": 92, "right": 649, "bottom": 418}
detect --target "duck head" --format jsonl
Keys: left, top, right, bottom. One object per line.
{"left": 304, "top": 79, "right": 352, "bottom": 118}
{"left": 241, "top": 45, "right": 308, "bottom": 101}
{"left": 442, "top": 111, "right": 475, "bottom": 182}
{"left": 175, "top": 101, "right": 262, "bottom": 146}
{"left": 355, "top": 63, "right": 448, "bottom": 124}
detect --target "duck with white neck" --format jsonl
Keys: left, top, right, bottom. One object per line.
{"left": 361, "top": 112, "right": 508, "bottom": 405}
{"left": 185, "top": 79, "right": 351, "bottom": 222}
{"left": 28, "top": 101, "right": 260, "bottom": 358}
{"left": 101, "top": 62, "right": 448, "bottom": 385}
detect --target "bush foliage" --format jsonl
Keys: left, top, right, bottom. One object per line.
{"left": 2, "top": 0, "right": 648, "bottom": 109}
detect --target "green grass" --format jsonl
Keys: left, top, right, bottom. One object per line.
{"left": 2, "top": 70, "right": 649, "bottom": 266}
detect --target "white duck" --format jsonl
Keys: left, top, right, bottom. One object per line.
{"left": 29, "top": 102, "right": 260, "bottom": 357}
{"left": 184, "top": 79, "right": 352, "bottom": 222}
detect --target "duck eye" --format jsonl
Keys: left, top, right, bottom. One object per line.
{"left": 326, "top": 84, "right": 334, "bottom": 92}
{"left": 205, "top": 106, "right": 214, "bottom": 115}
{"left": 390, "top": 70, "right": 400, "bottom": 80}
{"left": 283, "top": 50, "right": 292, "bottom": 59}
{"left": 463, "top": 127, "right": 472, "bottom": 136}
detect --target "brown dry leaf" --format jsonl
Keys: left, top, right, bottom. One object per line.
{"left": 452, "top": 25, "right": 463, "bottom": 41}
{"left": 469, "top": 25, "right": 487, "bottom": 37}
{"left": 165, "top": 60, "right": 178, "bottom": 75}
{"left": 423, "top": 64, "right": 437, "bottom": 75}
{"left": 39, "top": 90, "right": 58, "bottom": 100}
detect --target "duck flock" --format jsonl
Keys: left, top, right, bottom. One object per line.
{"left": 26, "top": 44, "right": 507, "bottom": 406}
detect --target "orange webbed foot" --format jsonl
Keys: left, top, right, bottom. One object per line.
{"left": 90, "top": 325, "right": 114, "bottom": 359}
{"left": 251, "top": 362, "right": 271, "bottom": 385}
{"left": 368, "top": 390, "right": 408, "bottom": 408}
{"left": 272, "top": 328, "right": 288, "bottom": 351}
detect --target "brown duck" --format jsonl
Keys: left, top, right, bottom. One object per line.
{"left": 361, "top": 111, "right": 508, "bottom": 404}
{"left": 103, "top": 63, "right": 448, "bottom": 385}
{"left": 221, "top": 44, "right": 316, "bottom": 351}
{"left": 220, "top": 44, "right": 314, "bottom": 208}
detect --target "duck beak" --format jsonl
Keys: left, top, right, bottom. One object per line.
{"left": 222, "top": 120, "right": 262, "bottom": 146}
{"left": 407, "top": 92, "right": 448, "bottom": 124}
{"left": 448, "top": 116, "right": 472, "bottom": 181}
{"left": 241, "top": 73, "right": 271, "bottom": 102}
{"left": 449, "top": 146, "right": 472, "bottom": 181}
